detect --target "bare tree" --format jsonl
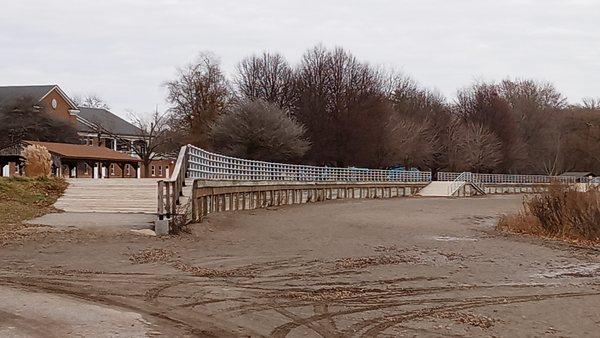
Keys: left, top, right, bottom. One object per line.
{"left": 455, "top": 83, "right": 526, "bottom": 172}
{"left": 293, "top": 45, "right": 391, "bottom": 167}
{"left": 235, "top": 52, "right": 296, "bottom": 110}
{"left": 72, "top": 94, "right": 111, "bottom": 109}
{"left": 165, "top": 52, "right": 232, "bottom": 148}
{"left": 129, "top": 110, "right": 173, "bottom": 177}
{"left": 85, "top": 110, "right": 172, "bottom": 178}
{"left": 581, "top": 97, "right": 600, "bottom": 110}
{"left": 0, "top": 97, "right": 79, "bottom": 148}
{"left": 389, "top": 75, "right": 451, "bottom": 174}
{"left": 560, "top": 107, "right": 600, "bottom": 174}
{"left": 447, "top": 122, "right": 503, "bottom": 173}
{"left": 209, "top": 100, "right": 309, "bottom": 162}
{"left": 385, "top": 116, "right": 439, "bottom": 169}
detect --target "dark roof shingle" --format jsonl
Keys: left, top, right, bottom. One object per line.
{"left": 77, "top": 107, "right": 141, "bottom": 136}
{"left": 0, "top": 85, "right": 56, "bottom": 107}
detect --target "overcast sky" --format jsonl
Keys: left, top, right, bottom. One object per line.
{"left": 1, "top": 0, "right": 599, "bottom": 118}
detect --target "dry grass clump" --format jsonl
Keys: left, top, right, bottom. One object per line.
{"left": 433, "top": 311, "right": 496, "bottom": 329}
{"left": 129, "top": 248, "right": 176, "bottom": 264}
{"left": 21, "top": 144, "right": 52, "bottom": 178}
{"left": 335, "top": 254, "right": 415, "bottom": 270}
{"left": 172, "top": 262, "right": 256, "bottom": 278}
{"left": 277, "top": 287, "right": 368, "bottom": 301}
{"left": 497, "top": 183, "right": 600, "bottom": 242}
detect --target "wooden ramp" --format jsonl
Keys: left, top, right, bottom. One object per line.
{"left": 418, "top": 181, "right": 485, "bottom": 197}
{"left": 418, "top": 181, "right": 456, "bottom": 196}
{"left": 54, "top": 179, "right": 193, "bottom": 214}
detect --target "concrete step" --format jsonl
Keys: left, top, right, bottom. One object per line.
{"left": 55, "top": 178, "right": 194, "bottom": 214}
{"left": 418, "top": 181, "right": 459, "bottom": 197}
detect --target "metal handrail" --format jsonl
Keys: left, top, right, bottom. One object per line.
{"left": 437, "top": 171, "right": 578, "bottom": 184}
{"left": 448, "top": 172, "right": 468, "bottom": 196}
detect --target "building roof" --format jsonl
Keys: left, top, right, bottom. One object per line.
{"left": 77, "top": 107, "right": 141, "bottom": 137}
{"left": 560, "top": 171, "right": 596, "bottom": 177}
{"left": 25, "top": 141, "right": 141, "bottom": 162}
{"left": 0, "top": 85, "right": 57, "bottom": 107}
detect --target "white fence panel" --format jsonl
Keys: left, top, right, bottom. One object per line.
{"left": 187, "top": 146, "right": 431, "bottom": 182}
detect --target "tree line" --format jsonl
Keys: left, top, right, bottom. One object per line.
{"left": 1, "top": 45, "right": 598, "bottom": 176}
{"left": 164, "top": 46, "right": 600, "bottom": 175}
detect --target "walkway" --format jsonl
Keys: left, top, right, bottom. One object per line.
{"left": 4, "top": 195, "right": 600, "bottom": 336}
{"left": 53, "top": 178, "right": 193, "bottom": 214}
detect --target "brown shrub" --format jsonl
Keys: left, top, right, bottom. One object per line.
{"left": 498, "top": 183, "right": 600, "bottom": 242}
{"left": 209, "top": 99, "right": 310, "bottom": 162}
{"left": 497, "top": 212, "right": 544, "bottom": 236}
{"left": 21, "top": 145, "right": 52, "bottom": 178}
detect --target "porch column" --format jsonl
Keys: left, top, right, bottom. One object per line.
{"left": 104, "top": 162, "right": 110, "bottom": 179}
{"left": 1, "top": 159, "right": 7, "bottom": 177}
{"left": 136, "top": 163, "right": 141, "bottom": 179}
{"left": 93, "top": 162, "right": 99, "bottom": 179}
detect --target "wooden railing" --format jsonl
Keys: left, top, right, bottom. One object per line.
{"left": 158, "top": 145, "right": 596, "bottom": 223}
{"left": 189, "top": 180, "right": 427, "bottom": 222}
{"left": 157, "top": 145, "right": 188, "bottom": 220}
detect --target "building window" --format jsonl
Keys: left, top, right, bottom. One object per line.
{"left": 158, "top": 165, "right": 163, "bottom": 176}
{"left": 84, "top": 163, "right": 89, "bottom": 175}
{"left": 125, "top": 164, "right": 130, "bottom": 176}
{"left": 110, "top": 164, "right": 115, "bottom": 175}
{"left": 151, "top": 165, "right": 156, "bottom": 176}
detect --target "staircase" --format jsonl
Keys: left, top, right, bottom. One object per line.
{"left": 418, "top": 181, "right": 456, "bottom": 196}
{"left": 54, "top": 178, "right": 193, "bottom": 214}
{"left": 418, "top": 172, "right": 486, "bottom": 197}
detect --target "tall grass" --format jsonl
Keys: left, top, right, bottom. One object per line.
{"left": 497, "top": 183, "right": 600, "bottom": 242}
{"left": 21, "top": 144, "right": 52, "bottom": 178}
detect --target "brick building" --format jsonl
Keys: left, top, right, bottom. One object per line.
{"left": 0, "top": 84, "right": 174, "bottom": 178}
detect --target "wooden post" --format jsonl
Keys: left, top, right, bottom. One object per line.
{"left": 191, "top": 181, "right": 198, "bottom": 222}
{"left": 165, "top": 182, "right": 171, "bottom": 217}
{"left": 170, "top": 182, "right": 177, "bottom": 216}
{"left": 158, "top": 181, "right": 165, "bottom": 220}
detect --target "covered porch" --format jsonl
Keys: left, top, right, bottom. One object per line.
{"left": 26, "top": 141, "right": 142, "bottom": 179}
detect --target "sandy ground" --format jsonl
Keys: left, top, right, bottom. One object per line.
{"left": 1, "top": 195, "right": 600, "bottom": 337}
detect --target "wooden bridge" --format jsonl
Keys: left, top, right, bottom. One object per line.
{"left": 48, "top": 144, "right": 597, "bottom": 235}
{"left": 153, "top": 145, "right": 592, "bottom": 235}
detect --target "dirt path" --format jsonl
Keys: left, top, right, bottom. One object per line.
{"left": 0, "top": 285, "right": 155, "bottom": 337}
{"left": 1, "top": 195, "right": 600, "bottom": 337}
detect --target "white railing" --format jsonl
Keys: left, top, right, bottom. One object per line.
{"left": 584, "top": 177, "right": 600, "bottom": 184}
{"left": 187, "top": 145, "right": 432, "bottom": 182}
{"left": 437, "top": 172, "right": 578, "bottom": 184}
{"left": 448, "top": 172, "right": 468, "bottom": 196}
{"left": 447, "top": 172, "right": 486, "bottom": 196}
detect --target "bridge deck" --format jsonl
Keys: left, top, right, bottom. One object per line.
{"left": 54, "top": 178, "right": 193, "bottom": 214}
